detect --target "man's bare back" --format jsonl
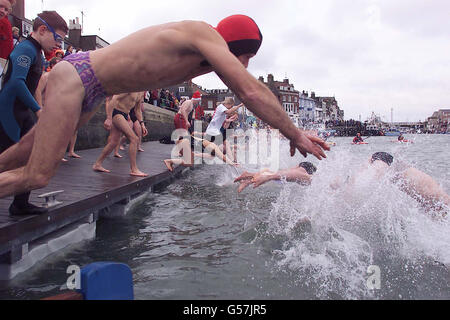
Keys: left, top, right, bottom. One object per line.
{"left": 91, "top": 21, "right": 216, "bottom": 95}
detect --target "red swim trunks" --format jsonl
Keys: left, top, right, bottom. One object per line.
{"left": 174, "top": 113, "right": 187, "bottom": 130}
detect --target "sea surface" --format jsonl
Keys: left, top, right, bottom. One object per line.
{"left": 1, "top": 134, "right": 449, "bottom": 300}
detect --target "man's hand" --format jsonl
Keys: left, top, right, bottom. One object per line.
{"left": 142, "top": 123, "right": 148, "bottom": 136}
{"left": 35, "top": 109, "right": 42, "bottom": 118}
{"left": 103, "top": 119, "right": 112, "bottom": 131}
{"left": 234, "top": 171, "right": 255, "bottom": 183}
{"left": 290, "top": 130, "right": 329, "bottom": 160}
{"left": 251, "top": 173, "right": 272, "bottom": 188}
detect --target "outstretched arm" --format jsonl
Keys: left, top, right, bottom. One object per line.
{"left": 251, "top": 167, "right": 312, "bottom": 187}
{"left": 134, "top": 93, "right": 148, "bottom": 136}
{"left": 191, "top": 23, "right": 329, "bottom": 160}
{"left": 103, "top": 96, "right": 115, "bottom": 130}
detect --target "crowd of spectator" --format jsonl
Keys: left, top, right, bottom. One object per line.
{"left": 144, "top": 89, "right": 180, "bottom": 110}
{"left": 325, "top": 119, "right": 364, "bottom": 129}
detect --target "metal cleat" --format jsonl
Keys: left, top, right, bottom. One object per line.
{"left": 38, "top": 190, "right": 64, "bottom": 208}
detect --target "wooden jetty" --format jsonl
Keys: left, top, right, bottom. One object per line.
{"left": 0, "top": 141, "right": 187, "bottom": 280}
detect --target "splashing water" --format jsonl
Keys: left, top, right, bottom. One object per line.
{"left": 243, "top": 135, "right": 449, "bottom": 299}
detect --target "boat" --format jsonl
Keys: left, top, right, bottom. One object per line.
{"left": 384, "top": 128, "right": 402, "bottom": 136}
{"left": 391, "top": 139, "right": 414, "bottom": 143}
{"left": 351, "top": 142, "right": 369, "bottom": 145}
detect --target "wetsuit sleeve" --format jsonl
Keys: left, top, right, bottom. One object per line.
{"left": 7, "top": 43, "right": 41, "bottom": 112}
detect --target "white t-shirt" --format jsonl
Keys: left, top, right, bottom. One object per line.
{"left": 205, "top": 104, "right": 228, "bottom": 136}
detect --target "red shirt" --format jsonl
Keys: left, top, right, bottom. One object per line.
{"left": 0, "top": 17, "right": 13, "bottom": 59}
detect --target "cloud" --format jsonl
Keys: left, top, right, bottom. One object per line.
{"left": 27, "top": 0, "right": 450, "bottom": 122}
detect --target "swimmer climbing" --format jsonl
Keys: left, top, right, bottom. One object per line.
{"left": 0, "top": 14, "right": 329, "bottom": 200}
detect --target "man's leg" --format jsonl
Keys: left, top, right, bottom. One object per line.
{"left": 93, "top": 123, "right": 121, "bottom": 173}
{"left": 0, "top": 61, "right": 85, "bottom": 198}
{"left": 0, "top": 127, "right": 35, "bottom": 173}
{"left": 132, "top": 120, "right": 144, "bottom": 152}
{"left": 68, "top": 131, "right": 81, "bottom": 158}
{"left": 112, "top": 115, "right": 147, "bottom": 177}
{"left": 202, "top": 140, "right": 236, "bottom": 165}
{"left": 113, "top": 134, "right": 124, "bottom": 157}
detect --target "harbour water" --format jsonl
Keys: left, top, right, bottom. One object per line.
{"left": 0, "top": 134, "right": 449, "bottom": 299}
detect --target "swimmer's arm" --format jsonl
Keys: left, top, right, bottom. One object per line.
{"left": 252, "top": 167, "right": 311, "bottom": 187}
{"left": 190, "top": 24, "right": 327, "bottom": 159}
{"left": 180, "top": 101, "right": 192, "bottom": 125}
{"left": 134, "top": 95, "right": 144, "bottom": 122}
{"left": 105, "top": 97, "right": 114, "bottom": 120}
{"left": 34, "top": 72, "right": 48, "bottom": 107}
{"left": 225, "top": 103, "right": 244, "bottom": 116}
{"left": 103, "top": 97, "right": 115, "bottom": 130}
{"left": 7, "top": 46, "right": 41, "bottom": 113}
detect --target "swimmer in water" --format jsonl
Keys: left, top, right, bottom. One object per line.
{"left": 0, "top": 14, "right": 329, "bottom": 200}
{"left": 163, "top": 131, "right": 237, "bottom": 172}
{"left": 334, "top": 152, "right": 449, "bottom": 216}
{"left": 234, "top": 162, "right": 317, "bottom": 193}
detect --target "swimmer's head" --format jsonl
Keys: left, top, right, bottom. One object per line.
{"left": 215, "top": 15, "right": 263, "bottom": 58}
{"left": 191, "top": 91, "right": 201, "bottom": 106}
{"left": 299, "top": 162, "right": 317, "bottom": 175}
{"left": 371, "top": 152, "right": 394, "bottom": 166}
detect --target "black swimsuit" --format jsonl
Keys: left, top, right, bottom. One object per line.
{"left": 112, "top": 109, "right": 129, "bottom": 120}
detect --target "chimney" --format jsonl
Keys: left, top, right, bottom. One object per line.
{"left": 311, "top": 91, "right": 316, "bottom": 99}
{"left": 68, "top": 17, "right": 82, "bottom": 48}
{"left": 267, "top": 74, "right": 274, "bottom": 84}
{"left": 258, "top": 76, "right": 264, "bottom": 82}
{"left": 283, "top": 78, "right": 289, "bottom": 84}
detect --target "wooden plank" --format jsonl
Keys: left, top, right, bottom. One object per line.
{"left": 0, "top": 141, "right": 185, "bottom": 255}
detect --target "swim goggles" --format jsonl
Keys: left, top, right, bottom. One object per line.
{"left": 37, "top": 16, "right": 64, "bottom": 44}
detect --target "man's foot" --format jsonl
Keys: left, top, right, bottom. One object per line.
{"left": 9, "top": 202, "right": 48, "bottom": 216}
{"left": 119, "top": 145, "right": 126, "bottom": 151}
{"left": 164, "top": 160, "right": 174, "bottom": 172}
{"left": 130, "top": 170, "right": 148, "bottom": 177}
{"left": 138, "top": 148, "right": 145, "bottom": 152}
{"left": 61, "top": 158, "right": 68, "bottom": 162}
{"left": 114, "top": 153, "right": 123, "bottom": 158}
{"left": 93, "top": 164, "right": 111, "bottom": 173}
{"left": 69, "top": 152, "right": 82, "bottom": 158}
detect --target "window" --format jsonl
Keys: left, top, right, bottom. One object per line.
{"left": 179, "top": 87, "right": 185, "bottom": 93}
{"left": 288, "top": 96, "right": 292, "bottom": 102}
{"left": 282, "top": 96, "right": 286, "bottom": 102}
{"left": 208, "top": 100, "right": 213, "bottom": 109}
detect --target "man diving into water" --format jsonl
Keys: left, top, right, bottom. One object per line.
{"left": 0, "top": 14, "right": 329, "bottom": 202}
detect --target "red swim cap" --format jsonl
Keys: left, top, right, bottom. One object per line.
{"left": 215, "top": 15, "right": 263, "bottom": 57}
{"left": 192, "top": 91, "right": 201, "bottom": 100}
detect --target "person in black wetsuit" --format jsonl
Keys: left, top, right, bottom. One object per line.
{"left": 0, "top": 11, "right": 67, "bottom": 215}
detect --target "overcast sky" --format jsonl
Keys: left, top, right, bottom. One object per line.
{"left": 26, "top": 0, "right": 449, "bottom": 122}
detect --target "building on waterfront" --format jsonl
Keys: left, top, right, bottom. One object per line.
{"left": 7, "top": 1, "right": 109, "bottom": 51}
{"left": 299, "top": 91, "right": 316, "bottom": 125}
{"left": 258, "top": 74, "right": 300, "bottom": 125}
{"left": 67, "top": 17, "right": 109, "bottom": 51}
{"left": 427, "top": 109, "right": 450, "bottom": 133}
